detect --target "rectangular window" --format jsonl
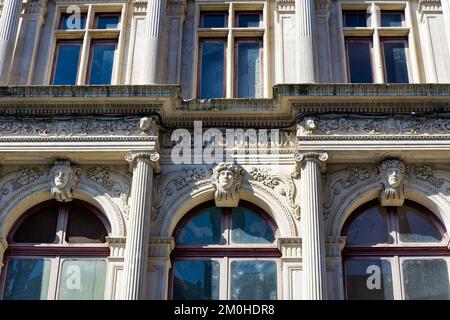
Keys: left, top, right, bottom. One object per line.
{"left": 346, "top": 39, "right": 373, "bottom": 83}
{"left": 57, "top": 259, "right": 106, "bottom": 300}
{"left": 3, "top": 258, "right": 51, "bottom": 300}
{"left": 343, "top": 10, "right": 369, "bottom": 27}
{"left": 172, "top": 260, "right": 220, "bottom": 300}
{"left": 200, "top": 12, "right": 228, "bottom": 28}
{"left": 235, "top": 12, "right": 262, "bottom": 28}
{"left": 59, "top": 13, "right": 87, "bottom": 30}
{"left": 230, "top": 260, "right": 277, "bottom": 300}
{"left": 94, "top": 13, "right": 121, "bottom": 29}
{"left": 52, "top": 41, "right": 82, "bottom": 85}
{"left": 401, "top": 259, "right": 450, "bottom": 300}
{"left": 381, "top": 11, "right": 404, "bottom": 27}
{"left": 87, "top": 41, "right": 117, "bottom": 85}
{"left": 235, "top": 40, "right": 262, "bottom": 98}
{"left": 344, "top": 258, "right": 394, "bottom": 300}
{"left": 198, "top": 40, "right": 226, "bottom": 99}
{"left": 382, "top": 39, "right": 409, "bottom": 83}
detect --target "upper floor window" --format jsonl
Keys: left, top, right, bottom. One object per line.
{"left": 1, "top": 200, "right": 110, "bottom": 300}
{"left": 171, "top": 201, "right": 279, "bottom": 300}
{"left": 342, "top": 200, "right": 450, "bottom": 300}
{"left": 197, "top": 5, "right": 265, "bottom": 99}
{"left": 50, "top": 6, "right": 124, "bottom": 85}
{"left": 342, "top": 5, "right": 412, "bottom": 84}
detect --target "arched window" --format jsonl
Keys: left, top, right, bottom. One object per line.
{"left": 342, "top": 200, "right": 450, "bottom": 300}
{"left": 171, "top": 200, "right": 280, "bottom": 300}
{"left": 1, "top": 200, "right": 110, "bottom": 300}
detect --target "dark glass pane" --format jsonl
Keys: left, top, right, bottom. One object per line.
{"left": 344, "top": 11, "right": 368, "bottom": 27}
{"left": 398, "top": 206, "right": 443, "bottom": 243}
{"left": 58, "top": 260, "right": 107, "bottom": 300}
{"left": 231, "top": 207, "right": 275, "bottom": 244}
{"left": 173, "top": 260, "right": 220, "bottom": 300}
{"left": 88, "top": 42, "right": 116, "bottom": 85}
{"left": 199, "top": 42, "right": 225, "bottom": 99}
{"left": 60, "top": 13, "right": 86, "bottom": 30}
{"left": 3, "top": 259, "right": 51, "bottom": 300}
{"left": 52, "top": 43, "right": 81, "bottom": 85}
{"left": 13, "top": 206, "right": 59, "bottom": 243}
{"left": 236, "top": 41, "right": 261, "bottom": 98}
{"left": 176, "top": 207, "right": 222, "bottom": 245}
{"left": 402, "top": 259, "right": 450, "bottom": 300}
{"left": 383, "top": 41, "right": 409, "bottom": 83}
{"left": 201, "top": 13, "right": 226, "bottom": 28}
{"left": 95, "top": 15, "right": 120, "bottom": 29}
{"left": 66, "top": 205, "right": 107, "bottom": 243}
{"left": 345, "top": 259, "right": 394, "bottom": 300}
{"left": 381, "top": 12, "right": 403, "bottom": 27}
{"left": 347, "top": 40, "right": 373, "bottom": 83}
{"left": 230, "top": 260, "right": 277, "bottom": 300}
{"left": 346, "top": 205, "right": 392, "bottom": 245}
{"left": 237, "top": 13, "right": 261, "bottom": 28}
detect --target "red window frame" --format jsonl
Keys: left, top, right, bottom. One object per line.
{"left": 380, "top": 37, "right": 410, "bottom": 84}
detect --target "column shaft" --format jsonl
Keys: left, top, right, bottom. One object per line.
{"left": 442, "top": 0, "right": 450, "bottom": 62}
{"left": 122, "top": 153, "right": 158, "bottom": 300}
{"left": 296, "top": 0, "right": 316, "bottom": 82}
{"left": 299, "top": 153, "right": 327, "bottom": 299}
{"left": 0, "top": 0, "right": 22, "bottom": 84}
{"left": 142, "top": 0, "right": 166, "bottom": 84}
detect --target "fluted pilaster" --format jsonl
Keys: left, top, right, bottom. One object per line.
{"left": 122, "top": 151, "right": 160, "bottom": 300}
{"left": 295, "top": 151, "right": 328, "bottom": 300}
{"left": 0, "top": 0, "right": 22, "bottom": 84}
{"left": 142, "top": 0, "right": 166, "bottom": 84}
{"left": 442, "top": 0, "right": 450, "bottom": 61}
{"left": 296, "top": 0, "right": 316, "bottom": 82}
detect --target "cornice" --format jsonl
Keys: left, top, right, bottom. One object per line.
{"left": 276, "top": 0, "right": 295, "bottom": 13}
{"left": 418, "top": 0, "right": 442, "bottom": 16}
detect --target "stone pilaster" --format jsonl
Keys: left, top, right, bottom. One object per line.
{"left": 314, "top": 0, "right": 331, "bottom": 83}
{"left": 294, "top": 151, "right": 328, "bottom": 300}
{"left": 296, "top": 0, "right": 316, "bottom": 82}
{"left": 147, "top": 237, "right": 175, "bottom": 299}
{"left": 142, "top": 0, "right": 167, "bottom": 84}
{"left": 441, "top": 0, "right": 450, "bottom": 59}
{"left": 0, "top": 237, "right": 8, "bottom": 274}
{"left": 122, "top": 151, "right": 160, "bottom": 300}
{"left": 0, "top": 0, "right": 22, "bottom": 84}
{"left": 278, "top": 237, "right": 302, "bottom": 299}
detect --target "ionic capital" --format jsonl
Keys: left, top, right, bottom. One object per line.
{"left": 125, "top": 151, "right": 161, "bottom": 174}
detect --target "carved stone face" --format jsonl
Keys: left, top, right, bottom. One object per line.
{"left": 218, "top": 169, "right": 234, "bottom": 190}
{"left": 54, "top": 166, "right": 70, "bottom": 188}
{"left": 140, "top": 117, "right": 151, "bottom": 132}
{"left": 387, "top": 167, "right": 402, "bottom": 188}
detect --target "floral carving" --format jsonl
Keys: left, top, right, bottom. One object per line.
{"left": 11, "top": 167, "right": 42, "bottom": 190}
{"left": 413, "top": 166, "right": 445, "bottom": 188}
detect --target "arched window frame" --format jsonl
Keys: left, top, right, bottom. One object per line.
{"left": 0, "top": 200, "right": 111, "bottom": 300}
{"left": 342, "top": 199, "right": 450, "bottom": 300}
{"left": 170, "top": 200, "right": 281, "bottom": 300}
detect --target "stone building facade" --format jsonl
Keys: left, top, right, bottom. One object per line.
{"left": 0, "top": 0, "right": 450, "bottom": 300}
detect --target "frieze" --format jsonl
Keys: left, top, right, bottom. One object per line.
{"left": 413, "top": 166, "right": 445, "bottom": 188}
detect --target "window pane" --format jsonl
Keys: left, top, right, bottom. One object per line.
{"left": 230, "top": 260, "right": 277, "bottom": 300}
{"left": 343, "top": 11, "right": 369, "bottom": 27}
{"left": 398, "top": 206, "right": 443, "bottom": 243}
{"left": 344, "top": 259, "right": 394, "bottom": 300}
{"left": 88, "top": 42, "right": 116, "bottom": 85}
{"left": 173, "top": 260, "right": 220, "bottom": 300}
{"left": 176, "top": 207, "right": 222, "bottom": 245}
{"left": 237, "top": 13, "right": 261, "bottom": 28}
{"left": 383, "top": 41, "right": 409, "bottom": 83}
{"left": 231, "top": 207, "right": 275, "bottom": 244}
{"left": 346, "top": 206, "right": 392, "bottom": 245}
{"left": 236, "top": 41, "right": 261, "bottom": 98}
{"left": 381, "top": 12, "right": 403, "bottom": 27}
{"left": 199, "top": 42, "right": 225, "bottom": 99}
{"left": 60, "top": 13, "right": 86, "bottom": 30}
{"left": 52, "top": 43, "right": 81, "bottom": 85}
{"left": 3, "top": 259, "right": 51, "bottom": 300}
{"left": 200, "top": 13, "right": 226, "bottom": 28}
{"left": 95, "top": 14, "right": 120, "bottom": 29}
{"left": 66, "top": 205, "right": 107, "bottom": 243}
{"left": 346, "top": 40, "right": 373, "bottom": 83}
{"left": 13, "top": 206, "right": 59, "bottom": 243}
{"left": 58, "top": 260, "right": 107, "bottom": 300}
{"left": 402, "top": 259, "right": 450, "bottom": 300}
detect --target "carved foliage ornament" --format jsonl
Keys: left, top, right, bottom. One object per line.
{"left": 49, "top": 160, "right": 81, "bottom": 202}
{"left": 212, "top": 162, "right": 245, "bottom": 207}
{"left": 376, "top": 159, "right": 409, "bottom": 207}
